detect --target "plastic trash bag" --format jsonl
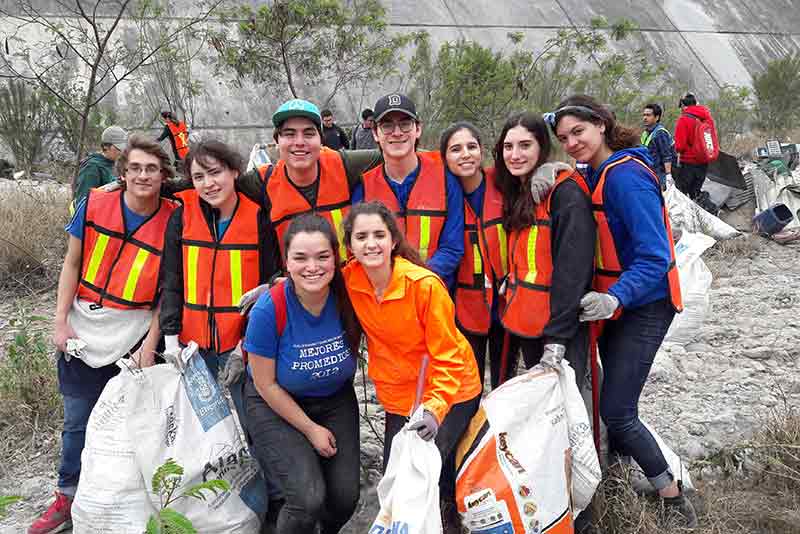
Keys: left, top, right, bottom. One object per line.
{"left": 665, "top": 185, "right": 740, "bottom": 240}
{"left": 664, "top": 232, "right": 716, "bottom": 345}
{"left": 629, "top": 421, "right": 694, "bottom": 494}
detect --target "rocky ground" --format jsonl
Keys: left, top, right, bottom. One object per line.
{"left": 0, "top": 235, "right": 798, "bottom": 533}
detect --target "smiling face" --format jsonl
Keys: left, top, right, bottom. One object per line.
{"left": 445, "top": 128, "right": 482, "bottom": 179}
{"left": 502, "top": 125, "right": 541, "bottom": 179}
{"left": 286, "top": 230, "right": 335, "bottom": 297}
{"left": 122, "top": 149, "right": 164, "bottom": 200}
{"left": 374, "top": 111, "right": 421, "bottom": 161}
{"left": 554, "top": 115, "right": 606, "bottom": 165}
{"left": 348, "top": 213, "right": 396, "bottom": 272}
{"left": 190, "top": 155, "right": 237, "bottom": 209}
{"left": 277, "top": 117, "right": 322, "bottom": 174}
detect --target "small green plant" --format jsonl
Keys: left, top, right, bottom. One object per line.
{"left": 145, "top": 458, "right": 231, "bottom": 534}
{"left": 0, "top": 495, "right": 23, "bottom": 517}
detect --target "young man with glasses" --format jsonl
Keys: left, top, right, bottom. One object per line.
{"left": 29, "top": 136, "right": 176, "bottom": 534}
{"left": 351, "top": 93, "right": 465, "bottom": 289}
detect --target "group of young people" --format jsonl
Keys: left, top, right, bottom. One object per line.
{"left": 32, "top": 91, "right": 698, "bottom": 534}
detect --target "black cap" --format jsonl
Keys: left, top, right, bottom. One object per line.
{"left": 373, "top": 93, "right": 417, "bottom": 122}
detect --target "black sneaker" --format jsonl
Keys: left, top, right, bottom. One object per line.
{"left": 663, "top": 488, "right": 699, "bottom": 529}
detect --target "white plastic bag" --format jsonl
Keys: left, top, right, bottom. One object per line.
{"left": 665, "top": 184, "right": 740, "bottom": 240}
{"left": 664, "top": 232, "right": 716, "bottom": 345}
{"left": 370, "top": 406, "right": 443, "bottom": 534}
{"left": 630, "top": 421, "right": 694, "bottom": 493}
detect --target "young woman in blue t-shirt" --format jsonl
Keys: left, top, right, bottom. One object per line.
{"left": 243, "top": 213, "right": 362, "bottom": 533}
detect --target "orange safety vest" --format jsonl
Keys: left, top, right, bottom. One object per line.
{"left": 454, "top": 168, "right": 508, "bottom": 335}
{"left": 176, "top": 190, "right": 262, "bottom": 353}
{"left": 77, "top": 189, "right": 175, "bottom": 309}
{"left": 167, "top": 120, "right": 190, "bottom": 160}
{"left": 584, "top": 155, "right": 683, "bottom": 314}
{"left": 501, "top": 170, "right": 587, "bottom": 338}
{"left": 362, "top": 151, "right": 447, "bottom": 262}
{"left": 265, "top": 149, "right": 351, "bottom": 260}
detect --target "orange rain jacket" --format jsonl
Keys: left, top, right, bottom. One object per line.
{"left": 343, "top": 256, "right": 481, "bottom": 423}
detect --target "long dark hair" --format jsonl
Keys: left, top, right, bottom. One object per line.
{"left": 552, "top": 94, "right": 639, "bottom": 152}
{"left": 439, "top": 121, "right": 483, "bottom": 163}
{"left": 342, "top": 201, "right": 424, "bottom": 267}
{"left": 493, "top": 113, "right": 552, "bottom": 231}
{"left": 283, "top": 214, "right": 362, "bottom": 356}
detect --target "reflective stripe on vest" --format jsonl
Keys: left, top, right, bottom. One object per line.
{"left": 454, "top": 168, "right": 507, "bottom": 335}
{"left": 362, "top": 151, "right": 447, "bottom": 262}
{"left": 77, "top": 189, "right": 174, "bottom": 309}
{"left": 266, "top": 150, "right": 351, "bottom": 260}
{"left": 176, "top": 190, "right": 262, "bottom": 353}
{"left": 500, "top": 170, "right": 583, "bottom": 338}
{"left": 586, "top": 156, "right": 683, "bottom": 313}
{"left": 167, "top": 120, "right": 190, "bottom": 159}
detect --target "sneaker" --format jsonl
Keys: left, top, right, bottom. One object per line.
{"left": 663, "top": 489, "right": 699, "bottom": 529}
{"left": 28, "top": 491, "right": 72, "bottom": 534}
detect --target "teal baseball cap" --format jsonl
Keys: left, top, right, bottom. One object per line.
{"left": 272, "top": 99, "right": 322, "bottom": 130}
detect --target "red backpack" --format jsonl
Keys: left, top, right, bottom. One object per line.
{"left": 683, "top": 112, "right": 719, "bottom": 164}
{"left": 241, "top": 281, "right": 287, "bottom": 365}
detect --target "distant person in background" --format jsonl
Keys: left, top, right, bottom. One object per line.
{"left": 157, "top": 110, "right": 190, "bottom": 164}
{"left": 351, "top": 108, "right": 377, "bottom": 150}
{"left": 71, "top": 125, "right": 128, "bottom": 214}
{"left": 321, "top": 109, "right": 350, "bottom": 150}
{"left": 674, "top": 93, "right": 716, "bottom": 200}
{"left": 641, "top": 103, "right": 674, "bottom": 190}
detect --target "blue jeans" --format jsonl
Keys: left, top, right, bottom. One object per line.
{"left": 598, "top": 298, "right": 675, "bottom": 490}
{"left": 58, "top": 394, "right": 101, "bottom": 496}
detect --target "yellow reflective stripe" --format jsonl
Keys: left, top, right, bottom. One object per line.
{"left": 496, "top": 225, "right": 508, "bottom": 276}
{"left": 85, "top": 234, "right": 110, "bottom": 285}
{"left": 330, "top": 209, "right": 347, "bottom": 259}
{"left": 595, "top": 237, "right": 604, "bottom": 270}
{"left": 472, "top": 244, "right": 482, "bottom": 275}
{"left": 186, "top": 245, "right": 199, "bottom": 304}
{"left": 523, "top": 227, "right": 538, "bottom": 284}
{"left": 229, "top": 250, "right": 242, "bottom": 306}
{"left": 419, "top": 215, "right": 431, "bottom": 261}
{"left": 122, "top": 249, "right": 150, "bottom": 301}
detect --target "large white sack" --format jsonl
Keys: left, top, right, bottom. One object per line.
{"left": 664, "top": 232, "right": 716, "bottom": 345}
{"left": 665, "top": 185, "right": 740, "bottom": 240}
{"left": 73, "top": 362, "right": 155, "bottom": 534}
{"left": 370, "top": 406, "right": 443, "bottom": 534}
{"left": 630, "top": 421, "right": 694, "bottom": 494}
{"left": 126, "top": 344, "right": 266, "bottom": 533}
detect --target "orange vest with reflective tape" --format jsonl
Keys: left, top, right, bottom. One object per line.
{"left": 176, "top": 190, "right": 261, "bottom": 353}
{"left": 167, "top": 120, "right": 189, "bottom": 159}
{"left": 266, "top": 149, "right": 351, "bottom": 260}
{"left": 77, "top": 189, "right": 175, "bottom": 309}
{"left": 586, "top": 156, "right": 683, "bottom": 314}
{"left": 501, "top": 170, "right": 587, "bottom": 338}
{"left": 454, "top": 168, "right": 508, "bottom": 335}
{"left": 361, "top": 151, "right": 447, "bottom": 262}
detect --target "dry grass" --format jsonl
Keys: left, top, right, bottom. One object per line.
{"left": 0, "top": 183, "right": 70, "bottom": 291}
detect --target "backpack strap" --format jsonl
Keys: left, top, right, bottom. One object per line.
{"left": 682, "top": 112, "right": 703, "bottom": 122}
{"left": 269, "top": 280, "right": 288, "bottom": 337}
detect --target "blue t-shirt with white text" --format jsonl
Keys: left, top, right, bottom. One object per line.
{"left": 243, "top": 282, "right": 355, "bottom": 398}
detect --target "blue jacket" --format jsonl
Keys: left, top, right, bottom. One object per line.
{"left": 586, "top": 147, "right": 672, "bottom": 309}
{"left": 351, "top": 162, "right": 465, "bottom": 288}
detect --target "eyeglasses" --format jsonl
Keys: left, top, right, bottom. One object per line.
{"left": 127, "top": 164, "right": 161, "bottom": 176}
{"left": 377, "top": 119, "right": 415, "bottom": 135}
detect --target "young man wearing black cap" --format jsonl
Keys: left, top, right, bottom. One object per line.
{"left": 351, "top": 93, "right": 465, "bottom": 289}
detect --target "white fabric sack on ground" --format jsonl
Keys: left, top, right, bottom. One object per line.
{"left": 126, "top": 343, "right": 266, "bottom": 533}
{"left": 72, "top": 361, "right": 156, "bottom": 533}
{"left": 66, "top": 297, "right": 152, "bottom": 367}
{"left": 370, "top": 405, "right": 443, "bottom": 534}
{"left": 630, "top": 421, "right": 694, "bottom": 494}
{"left": 665, "top": 185, "right": 740, "bottom": 240}
{"left": 664, "top": 232, "right": 716, "bottom": 345}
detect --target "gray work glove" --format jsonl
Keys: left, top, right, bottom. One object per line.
{"left": 530, "top": 161, "right": 570, "bottom": 204}
{"left": 579, "top": 291, "right": 620, "bottom": 322}
{"left": 219, "top": 347, "right": 245, "bottom": 388}
{"left": 238, "top": 283, "right": 270, "bottom": 315}
{"left": 163, "top": 335, "right": 184, "bottom": 371}
{"left": 540, "top": 343, "right": 566, "bottom": 370}
{"left": 407, "top": 410, "right": 440, "bottom": 441}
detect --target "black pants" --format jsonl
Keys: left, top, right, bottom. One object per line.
{"left": 515, "top": 323, "right": 590, "bottom": 391}
{"left": 675, "top": 162, "right": 708, "bottom": 200}
{"left": 245, "top": 379, "right": 360, "bottom": 534}
{"left": 383, "top": 395, "right": 481, "bottom": 499}
{"left": 462, "top": 321, "right": 520, "bottom": 391}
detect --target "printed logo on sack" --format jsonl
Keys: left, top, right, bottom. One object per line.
{"left": 369, "top": 522, "right": 409, "bottom": 534}
{"left": 164, "top": 405, "right": 179, "bottom": 447}
{"left": 497, "top": 432, "right": 526, "bottom": 475}
{"left": 202, "top": 443, "right": 251, "bottom": 482}
{"left": 183, "top": 355, "right": 231, "bottom": 431}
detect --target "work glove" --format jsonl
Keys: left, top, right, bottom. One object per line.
{"left": 579, "top": 291, "right": 620, "bottom": 322}
{"left": 163, "top": 335, "right": 184, "bottom": 371}
{"left": 530, "top": 162, "right": 571, "bottom": 204}
{"left": 238, "top": 283, "right": 270, "bottom": 315}
{"left": 64, "top": 338, "right": 88, "bottom": 362}
{"left": 540, "top": 343, "right": 566, "bottom": 370}
{"left": 407, "top": 410, "right": 439, "bottom": 441}
{"left": 664, "top": 173, "right": 674, "bottom": 191}
{"left": 219, "top": 347, "right": 245, "bottom": 388}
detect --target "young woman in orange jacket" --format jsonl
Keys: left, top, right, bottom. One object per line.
{"left": 341, "top": 201, "right": 481, "bottom": 531}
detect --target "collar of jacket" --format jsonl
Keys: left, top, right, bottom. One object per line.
{"left": 345, "top": 257, "right": 420, "bottom": 302}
